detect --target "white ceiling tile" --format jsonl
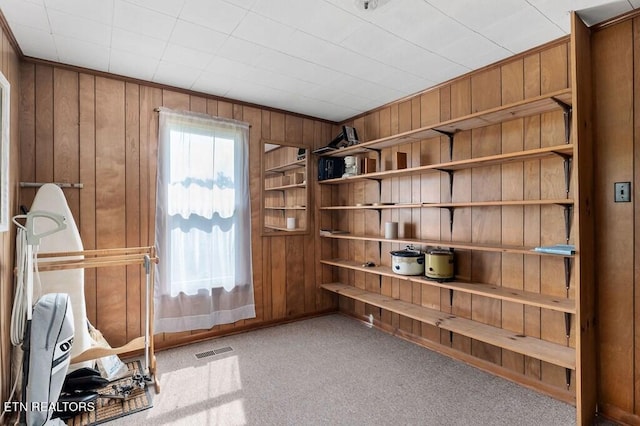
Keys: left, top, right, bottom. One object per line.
{"left": 0, "top": 1, "right": 49, "bottom": 31}
{"left": 170, "top": 19, "right": 228, "bottom": 54}
{"left": 9, "top": 23, "right": 58, "bottom": 60}
{"left": 251, "top": 0, "right": 365, "bottom": 43}
{"left": 111, "top": 28, "right": 166, "bottom": 59}
{"left": 231, "top": 11, "right": 296, "bottom": 48}
{"left": 0, "top": 0, "right": 634, "bottom": 122}
{"left": 121, "top": 0, "right": 186, "bottom": 17}
{"left": 109, "top": 49, "right": 159, "bottom": 81}
{"left": 426, "top": 0, "right": 527, "bottom": 32}
{"left": 54, "top": 36, "right": 110, "bottom": 70}
{"left": 179, "top": 0, "right": 247, "bottom": 34}
{"left": 113, "top": 0, "right": 176, "bottom": 40}
{"left": 48, "top": 9, "right": 112, "bottom": 47}
{"left": 153, "top": 60, "right": 202, "bottom": 89}
{"left": 481, "top": 7, "right": 565, "bottom": 53}
{"left": 44, "top": 0, "right": 114, "bottom": 25}
{"left": 162, "top": 43, "right": 214, "bottom": 70}
{"left": 216, "top": 36, "right": 267, "bottom": 66}
{"left": 221, "top": 0, "right": 257, "bottom": 9}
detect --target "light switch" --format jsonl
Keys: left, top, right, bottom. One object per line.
{"left": 614, "top": 182, "right": 631, "bottom": 202}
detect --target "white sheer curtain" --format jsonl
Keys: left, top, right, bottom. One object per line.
{"left": 154, "top": 108, "right": 255, "bottom": 333}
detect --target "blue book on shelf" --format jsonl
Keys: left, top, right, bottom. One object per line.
{"left": 533, "top": 244, "right": 575, "bottom": 255}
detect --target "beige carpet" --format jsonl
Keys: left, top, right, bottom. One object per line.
{"left": 107, "top": 314, "right": 577, "bottom": 426}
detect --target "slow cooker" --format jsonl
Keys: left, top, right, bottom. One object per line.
{"left": 425, "top": 248, "right": 454, "bottom": 280}
{"left": 390, "top": 249, "right": 425, "bottom": 276}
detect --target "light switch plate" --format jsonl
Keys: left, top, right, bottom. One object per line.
{"left": 615, "top": 182, "right": 631, "bottom": 202}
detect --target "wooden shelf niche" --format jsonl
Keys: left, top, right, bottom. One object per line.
{"left": 262, "top": 140, "right": 309, "bottom": 234}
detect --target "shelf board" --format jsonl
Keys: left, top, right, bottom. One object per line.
{"left": 321, "top": 199, "right": 572, "bottom": 210}
{"left": 319, "top": 233, "right": 575, "bottom": 257}
{"left": 264, "top": 206, "right": 306, "bottom": 210}
{"left": 319, "top": 144, "right": 574, "bottom": 184}
{"left": 265, "top": 183, "right": 306, "bottom": 191}
{"left": 265, "top": 159, "right": 305, "bottom": 174}
{"left": 320, "top": 203, "right": 422, "bottom": 210}
{"left": 265, "top": 225, "right": 305, "bottom": 232}
{"left": 321, "top": 282, "right": 576, "bottom": 370}
{"left": 319, "top": 89, "right": 573, "bottom": 158}
{"left": 320, "top": 259, "right": 575, "bottom": 314}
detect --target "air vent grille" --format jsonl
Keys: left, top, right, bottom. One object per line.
{"left": 195, "top": 346, "right": 233, "bottom": 359}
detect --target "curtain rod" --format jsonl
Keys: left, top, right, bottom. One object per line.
{"left": 153, "top": 107, "right": 251, "bottom": 128}
{"left": 20, "top": 182, "right": 84, "bottom": 189}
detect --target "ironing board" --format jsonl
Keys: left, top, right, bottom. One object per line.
{"left": 35, "top": 246, "right": 160, "bottom": 393}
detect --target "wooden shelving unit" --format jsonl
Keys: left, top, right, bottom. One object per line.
{"left": 262, "top": 141, "right": 309, "bottom": 234}
{"left": 318, "top": 87, "right": 579, "bottom": 398}
{"left": 321, "top": 283, "right": 576, "bottom": 370}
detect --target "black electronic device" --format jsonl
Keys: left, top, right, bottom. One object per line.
{"left": 312, "top": 126, "right": 359, "bottom": 154}
{"left": 318, "top": 156, "right": 345, "bottom": 181}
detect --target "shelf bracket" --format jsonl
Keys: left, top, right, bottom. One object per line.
{"left": 449, "top": 288, "right": 454, "bottom": 307}
{"left": 565, "top": 368, "right": 572, "bottom": 390}
{"left": 435, "top": 169, "right": 455, "bottom": 200}
{"left": 563, "top": 256, "right": 572, "bottom": 296}
{"left": 564, "top": 312, "right": 572, "bottom": 339}
{"left": 433, "top": 129, "right": 455, "bottom": 161}
{"left": 562, "top": 204, "right": 573, "bottom": 243}
{"left": 552, "top": 97, "right": 572, "bottom": 143}
{"left": 441, "top": 207, "right": 455, "bottom": 235}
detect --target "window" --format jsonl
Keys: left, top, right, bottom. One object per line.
{"left": 154, "top": 109, "right": 255, "bottom": 333}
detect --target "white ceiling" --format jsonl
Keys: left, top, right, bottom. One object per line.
{"left": 0, "top": 0, "right": 636, "bottom": 122}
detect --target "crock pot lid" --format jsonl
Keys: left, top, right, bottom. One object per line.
{"left": 390, "top": 250, "right": 424, "bottom": 257}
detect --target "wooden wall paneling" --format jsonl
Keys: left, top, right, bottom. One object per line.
{"left": 0, "top": 26, "right": 20, "bottom": 405}
{"left": 634, "top": 16, "right": 640, "bottom": 420}
{"left": 124, "top": 82, "right": 142, "bottom": 341}
{"left": 449, "top": 78, "right": 472, "bottom": 354}
{"left": 271, "top": 236, "right": 287, "bottom": 319}
{"left": 19, "top": 63, "right": 35, "bottom": 205}
{"left": 593, "top": 18, "right": 635, "bottom": 415}
{"left": 540, "top": 43, "right": 569, "bottom": 93}
{"left": 523, "top": 50, "right": 543, "bottom": 380}
{"left": 501, "top": 59, "right": 526, "bottom": 372}
{"left": 53, "top": 69, "right": 80, "bottom": 219}
{"left": 79, "top": 74, "right": 97, "bottom": 325}
{"left": 573, "top": 11, "right": 605, "bottom": 421}
{"left": 245, "top": 106, "right": 263, "bottom": 322}
{"left": 285, "top": 235, "right": 305, "bottom": 316}
{"left": 95, "top": 77, "right": 127, "bottom": 346}
{"left": 35, "top": 65, "right": 54, "bottom": 187}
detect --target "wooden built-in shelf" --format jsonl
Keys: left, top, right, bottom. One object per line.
{"left": 264, "top": 183, "right": 306, "bottom": 191}
{"left": 321, "top": 282, "right": 576, "bottom": 370}
{"left": 320, "top": 259, "right": 575, "bottom": 314}
{"left": 319, "top": 144, "right": 573, "bottom": 184}
{"left": 321, "top": 199, "right": 573, "bottom": 210}
{"left": 265, "top": 159, "right": 305, "bottom": 174}
{"left": 319, "top": 90, "right": 572, "bottom": 158}
{"left": 319, "top": 233, "right": 575, "bottom": 257}
{"left": 264, "top": 206, "right": 306, "bottom": 210}
{"left": 265, "top": 225, "right": 304, "bottom": 232}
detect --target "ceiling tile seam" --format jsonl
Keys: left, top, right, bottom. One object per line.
{"left": 422, "top": 0, "right": 517, "bottom": 56}
{"left": 237, "top": 4, "right": 464, "bottom": 88}
{"left": 523, "top": 0, "right": 567, "bottom": 34}
{"left": 150, "top": 4, "right": 184, "bottom": 85}
{"left": 224, "top": 13, "right": 440, "bottom": 94}
{"left": 191, "top": 1, "right": 253, "bottom": 82}
{"left": 41, "top": 0, "right": 59, "bottom": 61}
{"left": 108, "top": 0, "right": 115, "bottom": 78}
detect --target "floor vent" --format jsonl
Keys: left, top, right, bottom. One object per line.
{"left": 195, "top": 346, "right": 233, "bottom": 359}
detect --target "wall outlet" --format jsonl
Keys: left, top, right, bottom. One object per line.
{"left": 614, "top": 182, "right": 631, "bottom": 202}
